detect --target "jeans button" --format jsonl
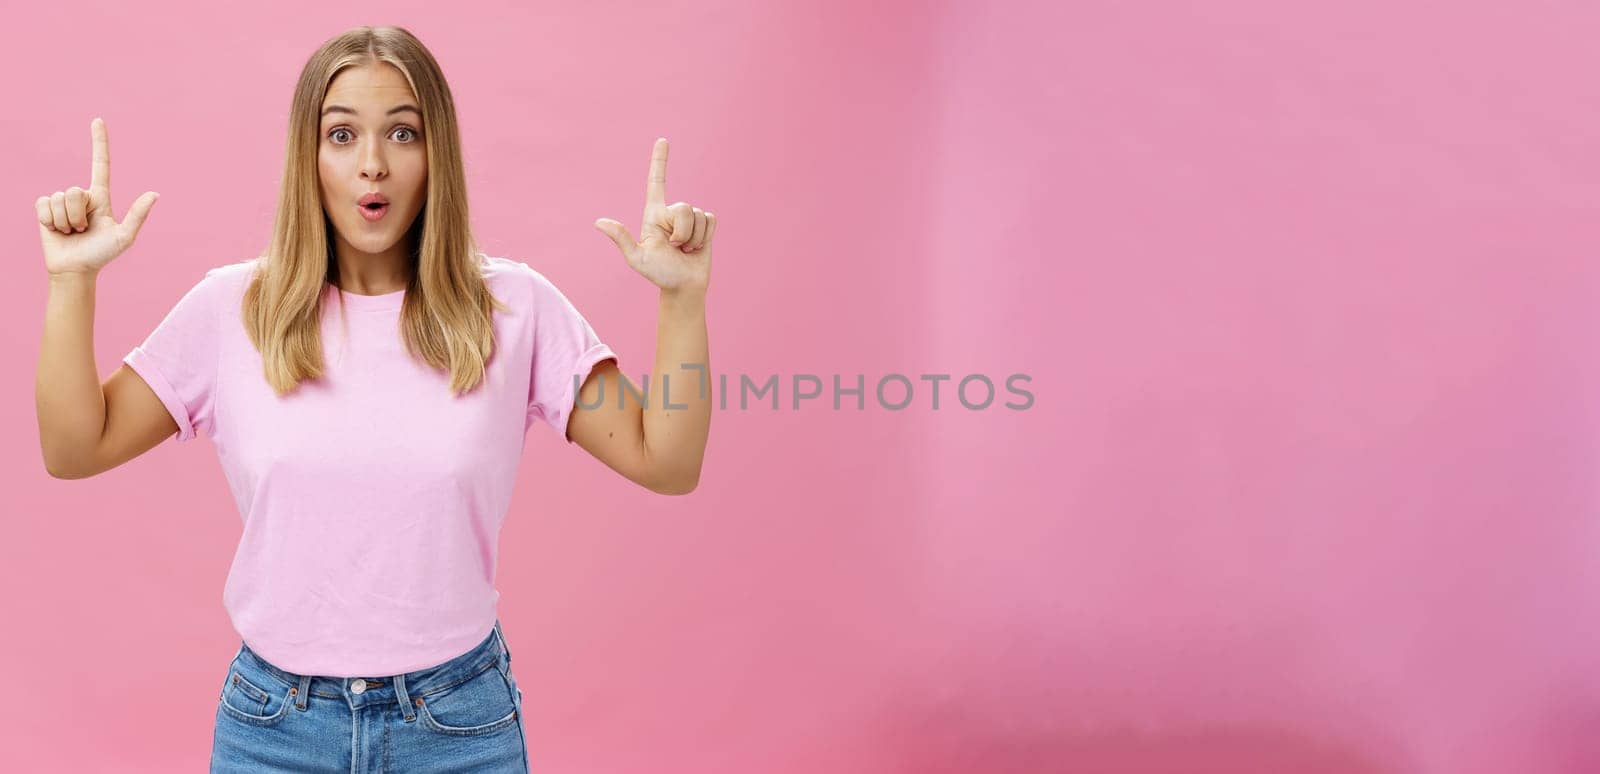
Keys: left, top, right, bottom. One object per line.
{"left": 351, "top": 678, "right": 367, "bottom": 694}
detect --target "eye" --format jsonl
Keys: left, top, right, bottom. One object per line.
{"left": 326, "top": 126, "right": 421, "bottom": 145}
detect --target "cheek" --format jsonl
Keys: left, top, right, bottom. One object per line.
{"left": 400, "top": 154, "right": 426, "bottom": 182}
{"left": 400, "top": 159, "right": 427, "bottom": 205}
{"left": 317, "top": 156, "right": 339, "bottom": 195}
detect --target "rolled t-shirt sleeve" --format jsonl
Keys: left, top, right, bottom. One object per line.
{"left": 123, "top": 267, "right": 227, "bottom": 443}
{"left": 524, "top": 266, "right": 618, "bottom": 442}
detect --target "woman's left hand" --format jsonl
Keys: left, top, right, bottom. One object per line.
{"left": 593, "top": 138, "right": 715, "bottom": 294}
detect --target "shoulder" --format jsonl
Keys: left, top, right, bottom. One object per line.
{"left": 197, "top": 256, "right": 263, "bottom": 297}
{"left": 478, "top": 253, "right": 574, "bottom": 303}
{"left": 479, "top": 253, "right": 532, "bottom": 286}
{"left": 205, "top": 255, "right": 263, "bottom": 280}
{"left": 160, "top": 257, "right": 257, "bottom": 316}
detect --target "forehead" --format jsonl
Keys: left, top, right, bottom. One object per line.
{"left": 321, "top": 64, "right": 417, "bottom": 114}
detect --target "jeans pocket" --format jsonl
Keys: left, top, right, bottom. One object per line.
{"left": 414, "top": 663, "right": 520, "bottom": 737}
{"left": 218, "top": 665, "right": 293, "bottom": 727}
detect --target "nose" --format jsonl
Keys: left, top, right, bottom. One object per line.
{"left": 359, "top": 139, "right": 386, "bottom": 181}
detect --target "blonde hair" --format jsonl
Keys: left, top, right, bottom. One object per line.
{"left": 242, "top": 25, "right": 507, "bottom": 397}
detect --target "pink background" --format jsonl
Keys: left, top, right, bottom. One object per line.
{"left": 3, "top": 1, "right": 1598, "bottom": 771}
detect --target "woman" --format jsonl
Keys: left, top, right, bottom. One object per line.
{"left": 34, "top": 25, "right": 714, "bottom": 772}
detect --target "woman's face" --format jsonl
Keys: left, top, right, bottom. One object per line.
{"left": 318, "top": 62, "right": 427, "bottom": 259}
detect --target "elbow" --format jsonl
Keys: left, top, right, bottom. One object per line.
{"left": 639, "top": 442, "right": 701, "bottom": 495}
{"left": 42, "top": 443, "right": 97, "bottom": 480}
{"left": 41, "top": 435, "right": 93, "bottom": 479}
{"left": 648, "top": 470, "right": 701, "bottom": 496}
{"left": 44, "top": 456, "right": 84, "bottom": 480}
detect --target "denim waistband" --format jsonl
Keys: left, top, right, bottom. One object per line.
{"left": 234, "top": 621, "right": 513, "bottom": 711}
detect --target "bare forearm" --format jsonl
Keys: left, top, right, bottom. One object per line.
{"left": 37, "top": 272, "right": 107, "bottom": 473}
{"left": 642, "top": 286, "right": 709, "bottom": 491}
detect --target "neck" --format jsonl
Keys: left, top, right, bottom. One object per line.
{"left": 330, "top": 235, "right": 413, "bottom": 295}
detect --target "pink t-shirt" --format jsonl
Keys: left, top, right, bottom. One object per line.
{"left": 123, "top": 253, "right": 617, "bottom": 677}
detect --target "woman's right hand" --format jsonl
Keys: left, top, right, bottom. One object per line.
{"left": 36, "top": 118, "right": 160, "bottom": 278}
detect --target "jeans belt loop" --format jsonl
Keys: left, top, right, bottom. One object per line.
{"left": 394, "top": 672, "right": 416, "bottom": 722}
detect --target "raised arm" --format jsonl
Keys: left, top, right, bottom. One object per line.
{"left": 576, "top": 137, "right": 715, "bottom": 494}
{"left": 35, "top": 117, "right": 165, "bottom": 479}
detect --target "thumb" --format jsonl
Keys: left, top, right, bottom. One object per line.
{"left": 593, "top": 218, "right": 637, "bottom": 259}
{"left": 119, "top": 191, "right": 159, "bottom": 240}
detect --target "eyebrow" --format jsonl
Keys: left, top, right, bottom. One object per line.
{"left": 320, "top": 104, "right": 422, "bottom": 119}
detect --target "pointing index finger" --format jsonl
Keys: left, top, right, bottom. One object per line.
{"left": 645, "top": 137, "right": 668, "bottom": 208}
{"left": 90, "top": 118, "right": 110, "bottom": 197}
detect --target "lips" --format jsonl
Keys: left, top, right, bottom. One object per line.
{"left": 357, "top": 192, "right": 390, "bottom": 222}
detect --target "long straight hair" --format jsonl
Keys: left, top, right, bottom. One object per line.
{"left": 242, "top": 25, "right": 508, "bottom": 397}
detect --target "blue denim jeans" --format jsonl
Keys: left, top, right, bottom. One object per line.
{"left": 210, "top": 620, "right": 530, "bottom": 772}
